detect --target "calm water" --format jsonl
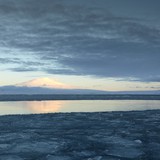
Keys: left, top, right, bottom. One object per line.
{"left": 0, "top": 100, "right": 160, "bottom": 115}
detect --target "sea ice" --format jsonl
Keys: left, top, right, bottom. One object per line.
{"left": 0, "top": 110, "right": 160, "bottom": 159}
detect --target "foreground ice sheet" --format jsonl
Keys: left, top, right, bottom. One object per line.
{"left": 0, "top": 110, "right": 160, "bottom": 160}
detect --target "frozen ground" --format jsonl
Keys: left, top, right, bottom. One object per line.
{"left": 0, "top": 110, "right": 160, "bottom": 160}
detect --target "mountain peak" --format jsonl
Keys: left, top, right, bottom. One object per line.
{"left": 16, "top": 77, "right": 70, "bottom": 89}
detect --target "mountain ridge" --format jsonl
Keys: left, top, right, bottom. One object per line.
{"left": 0, "top": 78, "right": 159, "bottom": 95}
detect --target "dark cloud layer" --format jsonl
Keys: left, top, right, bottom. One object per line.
{"left": 0, "top": 0, "right": 160, "bottom": 82}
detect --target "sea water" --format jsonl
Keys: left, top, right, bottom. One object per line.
{"left": 0, "top": 100, "right": 160, "bottom": 115}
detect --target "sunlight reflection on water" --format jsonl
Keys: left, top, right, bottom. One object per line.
{"left": 0, "top": 100, "right": 160, "bottom": 115}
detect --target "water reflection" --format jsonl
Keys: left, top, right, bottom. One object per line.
{"left": 0, "top": 100, "right": 160, "bottom": 115}
{"left": 25, "top": 101, "right": 64, "bottom": 113}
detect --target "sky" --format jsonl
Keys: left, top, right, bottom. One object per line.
{"left": 0, "top": 0, "right": 160, "bottom": 91}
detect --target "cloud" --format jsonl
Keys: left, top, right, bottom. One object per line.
{"left": 137, "top": 76, "right": 160, "bottom": 83}
{"left": 0, "top": 0, "right": 160, "bottom": 82}
{"left": 9, "top": 67, "right": 38, "bottom": 72}
{"left": 0, "top": 58, "right": 20, "bottom": 64}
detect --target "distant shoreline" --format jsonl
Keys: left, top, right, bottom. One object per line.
{"left": 0, "top": 94, "right": 160, "bottom": 101}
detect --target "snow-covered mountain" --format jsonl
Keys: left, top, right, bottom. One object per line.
{"left": 16, "top": 78, "right": 70, "bottom": 89}
{"left": 0, "top": 78, "right": 108, "bottom": 94}
{"left": 0, "top": 78, "right": 159, "bottom": 95}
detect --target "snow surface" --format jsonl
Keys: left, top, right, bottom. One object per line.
{"left": 0, "top": 110, "right": 160, "bottom": 159}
